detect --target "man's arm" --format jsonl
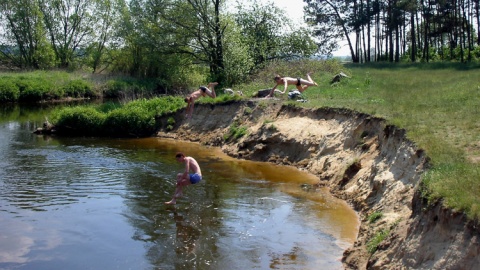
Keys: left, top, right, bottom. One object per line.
{"left": 183, "top": 157, "right": 191, "bottom": 177}
{"left": 280, "top": 80, "right": 288, "bottom": 94}
{"left": 268, "top": 84, "right": 279, "bottom": 97}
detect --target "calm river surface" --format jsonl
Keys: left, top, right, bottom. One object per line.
{"left": 0, "top": 104, "right": 359, "bottom": 270}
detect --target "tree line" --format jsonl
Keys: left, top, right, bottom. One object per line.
{"left": 306, "top": 0, "right": 480, "bottom": 63}
{"left": 0, "top": 0, "right": 317, "bottom": 89}
{"left": 1, "top": 0, "right": 479, "bottom": 89}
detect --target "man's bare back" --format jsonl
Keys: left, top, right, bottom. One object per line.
{"left": 183, "top": 156, "right": 201, "bottom": 175}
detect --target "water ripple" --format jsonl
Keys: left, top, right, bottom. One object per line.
{"left": 0, "top": 144, "right": 152, "bottom": 212}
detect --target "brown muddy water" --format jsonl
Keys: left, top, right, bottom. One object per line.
{"left": 0, "top": 104, "right": 359, "bottom": 270}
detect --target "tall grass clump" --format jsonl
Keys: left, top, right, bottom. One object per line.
{"left": 0, "top": 70, "right": 100, "bottom": 102}
{"left": 51, "top": 106, "right": 106, "bottom": 136}
{"left": 102, "top": 77, "right": 158, "bottom": 99}
{"left": 51, "top": 96, "right": 185, "bottom": 137}
{"left": 62, "top": 79, "right": 96, "bottom": 98}
{"left": 17, "top": 76, "right": 56, "bottom": 101}
{"left": 0, "top": 78, "right": 20, "bottom": 102}
{"left": 103, "top": 106, "right": 155, "bottom": 137}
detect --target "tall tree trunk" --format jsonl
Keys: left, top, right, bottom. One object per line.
{"left": 476, "top": 0, "right": 480, "bottom": 45}
{"left": 367, "top": 0, "right": 371, "bottom": 62}
{"left": 410, "top": 12, "right": 416, "bottom": 62}
{"left": 395, "top": 19, "right": 400, "bottom": 62}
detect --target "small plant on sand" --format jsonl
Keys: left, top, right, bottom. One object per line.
{"left": 267, "top": 124, "right": 277, "bottom": 131}
{"left": 258, "top": 101, "right": 268, "bottom": 109}
{"left": 224, "top": 121, "right": 248, "bottom": 141}
{"left": 367, "top": 228, "right": 390, "bottom": 254}
{"left": 262, "top": 119, "right": 277, "bottom": 131}
{"left": 243, "top": 107, "right": 253, "bottom": 115}
{"left": 166, "top": 117, "right": 175, "bottom": 131}
{"left": 367, "top": 212, "right": 383, "bottom": 223}
{"left": 263, "top": 119, "right": 273, "bottom": 124}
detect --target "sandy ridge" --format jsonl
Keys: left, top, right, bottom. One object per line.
{"left": 156, "top": 100, "right": 480, "bottom": 269}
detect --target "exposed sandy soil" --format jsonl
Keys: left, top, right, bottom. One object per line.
{"left": 156, "top": 100, "right": 480, "bottom": 269}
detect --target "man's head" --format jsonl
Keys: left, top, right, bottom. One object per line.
{"left": 274, "top": 75, "right": 281, "bottom": 83}
{"left": 175, "top": 152, "right": 185, "bottom": 162}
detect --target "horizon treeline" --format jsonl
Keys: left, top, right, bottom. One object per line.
{"left": 306, "top": 0, "right": 480, "bottom": 63}
{"left": 0, "top": 0, "right": 318, "bottom": 89}
{"left": 1, "top": 0, "right": 479, "bottom": 89}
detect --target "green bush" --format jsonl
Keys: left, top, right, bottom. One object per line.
{"left": 0, "top": 78, "right": 20, "bottom": 102}
{"left": 52, "top": 106, "right": 106, "bottom": 136}
{"left": 17, "top": 77, "right": 52, "bottom": 101}
{"left": 51, "top": 96, "right": 185, "bottom": 137}
{"left": 103, "top": 97, "right": 185, "bottom": 136}
{"left": 103, "top": 107, "right": 155, "bottom": 137}
{"left": 101, "top": 78, "right": 158, "bottom": 99}
{"left": 63, "top": 79, "right": 96, "bottom": 98}
{"left": 124, "top": 96, "right": 185, "bottom": 116}
{"left": 103, "top": 80, "right": 129, "bottom": 98}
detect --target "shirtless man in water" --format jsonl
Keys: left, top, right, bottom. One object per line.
{"left": 185, "top": 82, "right": 218, "bottom": 118}
{"left": 165, "top": 152, "right": 202, "bottom": 205}
{"left": 267, "top": 72, "right": 317, "bottom": 98}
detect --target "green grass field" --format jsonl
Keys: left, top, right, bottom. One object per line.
{"left": 239, "top": 61, "right": 480, "bottom": 220}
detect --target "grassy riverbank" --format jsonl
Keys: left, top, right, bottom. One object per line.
{"left": 0, "top": 70, "right": 167, "bottom": 102}
{"left": 0, "top": 70, "right": 97, "bottom": 102}
{"left": 242, "top": 61, "right": 480, "bottom": 220}
{"left": 329, "top": 63, "right": 480, "bottom": 220}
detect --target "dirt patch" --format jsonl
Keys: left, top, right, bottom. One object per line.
{"left": 156, "top": 100, "right": 480, "bottom": 269}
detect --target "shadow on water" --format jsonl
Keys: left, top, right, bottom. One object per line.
{"left": 0, "top": 104, "right": 359, "bottom": 270}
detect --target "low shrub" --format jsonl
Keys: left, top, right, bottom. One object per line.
{"left": 63, "top": 79, "right": 96, "bottom": 98}
{"left": 103, "top": 80, "right": 129, "bottom": 98}
{"left": 0, "top": 78, "right": 20, "bottom": 102}
{"left": 51, "top": 96, "right": 185, "bottom": 137}
{"left": 51, "top": 106, "right": 106, "bottom": 136}
{"left": 17, "top": 77, "right": 53, "bottom": 101}
{"left": 103, "top": 107, "right": 156, "bottom": 137}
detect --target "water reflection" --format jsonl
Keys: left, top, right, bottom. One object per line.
{"left": 0, "top": 105, "right": 359, "bottom": 270}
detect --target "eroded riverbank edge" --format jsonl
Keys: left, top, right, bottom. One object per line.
{"left": 155, "top": 100, "right": 480, "bottom": 269}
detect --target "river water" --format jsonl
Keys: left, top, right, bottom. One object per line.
{"left": 0, "top": 104, "right": 359, "bottom": 270}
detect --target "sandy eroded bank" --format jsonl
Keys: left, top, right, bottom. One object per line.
{"left": 156, "top": 100, "right": 480, "bottom": 269}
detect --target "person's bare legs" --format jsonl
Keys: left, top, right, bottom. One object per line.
{"left": 186, "top": 102, "right": 194, "bottom": 119}
{"left": 296, "top": 85, "right": 307, "bottom": 92}
{"left": 304, "top": 72, "right": 318, "bottom": 87}
{"left": 206, "top": 82, "right": 218, "bottom": 98}
{"left": 165, "top": 174, "right": 190, "bottom": 204}
{"left": 298, "top": 72, "right": 318, "bottom": 92}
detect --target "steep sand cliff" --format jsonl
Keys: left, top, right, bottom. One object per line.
{"left": 156, "top": 100, "right": 480, "bottom": 269}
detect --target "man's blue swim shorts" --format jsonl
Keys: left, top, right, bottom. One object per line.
{"left": 189, "top": 173, "right": 202, "bottom": 184}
